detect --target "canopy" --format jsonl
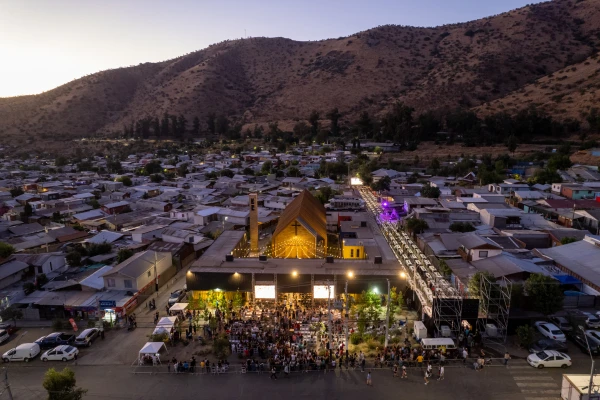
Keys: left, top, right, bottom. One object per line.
{"left": 169, "top": 302, "right": 189, "bottom": 313}
{"left": 152, "top": 316, "right": 177, "bottom": 335}
{"left": 139, "top": 342, "right": 168, "bottom": 356}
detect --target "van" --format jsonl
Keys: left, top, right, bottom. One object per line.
{"left": 420, "top": 338, "right": 457, "bottom": 351}
{"left": 2, "top": 343, "right": 40, "bottom": 362}
{"left": 414, "top": 321, "right": 427, "bottom": 340}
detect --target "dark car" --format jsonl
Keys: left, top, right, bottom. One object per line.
{"left": 168, "top": 289, "right": 186, "bottom": 306}
{"left": 550, "top": 316, "right": 573, "bottom": 332}
{"left": 568, "top": 331, "right": 600, "bottom": 356}
{"left": 35, "top": 332, "right": 76, "bottom": 349}
{"left": 529, "top": 339, "right": 569, "bottom": 354}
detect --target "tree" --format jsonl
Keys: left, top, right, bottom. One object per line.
{"left": 405, "top": 218, "right": 428, "bottom": 234}
{"left": 206, "top": 113, "right": 216, "bottom": 134}
{"left": 525, "top": 273, "right": 564, "bottom": 315}
{"left": 387, "top": 287, "right": 404, "bottom": 326}
{"left": 371, "top": 176, "right": 391, "bottom": 192}
{"left": 177, "top": 114, "right": 187, "bottom": 138}
{"left": 308, "top": 110, "right": 320, "bottom": 135}
{"left": 192, "top": 116, "right": 200, "bottom": 135}
{"left": 468, "top": 271, "right": 494, "bottom": 298}
{"left": 117, "top": 176, "right": 132, "bottom": 187}
{"left": 36, "top": 273, "right": 49, "bottom": 289}
{"left": 65, "top": 251, "right": 82, "bottom": 267}
{"left": 516, "top": 325, "right": 536, "bottom": 349}
{"left": 177, "top": 163, "right": 189, "bottom": 177}
{"left": 150, "top": 174, "right": 164, "bottom": 183}
{"left": 261, "top": 161, "right": 272, "bottom": 174}
{"left": 55, "top": 156, "right": 68, "bottom": 167}
{"left": 161, "top": 113, "right": 170, "bottom": 137}
{"left": 144, "top": 160, "right": 162, "bottom": 175}
{"left": 449, "top": 222, "right": 476, "bottom": 233}
{"left": 43, "top": 367, "right": 87, "bottom": 400}
{"left": 429, "top": 158, "right": 440, "bottom": 174}
{"left": 421, "top": 184, "right": 441, "bottom": 199}
{"left": 506, "top": 135, "right": 518, "bottom": 154}
{"left": 89, "top": 199, "right": 100, "bottom": 209}
{"left": 326, "top": 107, "right": 341, "bottom": 136}
{"left": 547, "top": 154, "right": 572, "bottom": 171}
{"left": 287, "top": 167, "right": 300, "bottom": 177}
{"left": 356, "top": 111, "right": 373, "bottom": 138}
{"left": 117, "top": 248, "right": 134, "bottom": 263}
{"left": 560, "top": 237, "right": 578, "bottom": 245}
{"left": 23, "top": 203, "right": 33, "bottom": 217}
{"left": 10, "top": 187, "right": 24, "bottom": 198}
{"left": 0, "top": 242, "right": 16, "bottom": 258}
{"left": 215, "top": 115, "right": 229, "bottom": 136}
{"left": 0, "top": 306, "right": 23, "bottom": 326}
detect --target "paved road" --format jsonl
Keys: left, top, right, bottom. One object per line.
{"left": 2, "top": 358, "right": 591, "bottom": 400}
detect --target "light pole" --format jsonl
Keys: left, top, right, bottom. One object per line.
{"left": 384, "top": 279, "right": 391, "bottom": 348}
{"left": 579, "top": 325, "right": 595, "bottom": 398}
{"left": 327, "top": 279, "right": 332, "bottom": 358}
{"left": 344, "top": 271, "right": 354, "bottom": 352}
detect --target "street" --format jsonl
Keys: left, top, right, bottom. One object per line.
{"left": 2, "top": 358, "right": 590, "bottom": 400}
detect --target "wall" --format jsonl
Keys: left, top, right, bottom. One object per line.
{"left": 273, "top": 221, "right": 317, "bottom": 258}
{"left": 469, "top": 248, "right": 502, "bottom": 262}
{"left": 342, "top": 245, "right": 365, "bottom": 259}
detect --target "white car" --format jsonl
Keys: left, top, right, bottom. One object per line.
{"left": 584, "top": 312, "right": 600, "bottom": 329}
{"left": 527, "top": 350, "right": 571, "bottom": 369}
{"left": 534, "top": 321, "right": 566, "bottom": 342}
{"left": 41, "top": 345, "right": 79, "bottom": 362}
{"left": 0, "top": 330, "right": 9, "bottom": 344}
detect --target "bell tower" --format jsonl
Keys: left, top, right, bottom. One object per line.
{"left": 249, "top": 192, "right": 259, "bottom": 254}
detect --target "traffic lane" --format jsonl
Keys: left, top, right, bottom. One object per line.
{"left": 5, "top": 364, "right": 527, "bottom": 400}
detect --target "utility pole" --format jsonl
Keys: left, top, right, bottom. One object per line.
{"left": 154, "top": 251, "right": 159, "bottom": 294}
{"left": 384, "top": 279, "right": 391, "bottom": 348}
{"left": 327, "top": 280, "right": 332, "bottom": 359}
{"left": 580, "top": 325, "right": 596, "bottom": 399}
{"left": 344, "top": 280, "right": 349, "bottom": 351}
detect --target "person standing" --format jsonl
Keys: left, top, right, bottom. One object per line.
{"left": 462, "top": 347, "right": 468, "bottom": 364}
{"left": 504, "top": 351, "right": 511, "bottom": 366}
{"left": 270, "top": 367, "right": 278, "bottom": 380}
{"left": 393, "top": 364, "right": 398, "bottom": 378}
{"left": 438, "top": 365, "right": 444, "bottom": 381}
{"left": 167, "top": 361, "right": 171, "bottom": 373}
{"left": 401, "top": 365, "right": 407, "bottom": 379}
{"left": 366, "top": 370, "right": 372, "bottom": 386}
{"left": 424, "top": 369, "right": 430, "bottom": 385}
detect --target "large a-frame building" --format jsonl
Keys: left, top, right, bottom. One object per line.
{"left": 271, "top": 190, "right": 327, "bottom": 258}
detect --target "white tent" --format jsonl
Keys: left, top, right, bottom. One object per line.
{"left": 169, "top": 302, "right": 189, "bottom": 313}
{"left": 152, "top": 316, "right": 177, "bottom": 335}
{"left": 139, "top": 342, "right": 168, "bottom": 357}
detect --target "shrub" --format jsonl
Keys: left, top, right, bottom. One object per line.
{"left": 52, "top": 319, "right": 65, "bottom": 330}
{"left": 350, "top": 333, "right": 363, "bottom": 345}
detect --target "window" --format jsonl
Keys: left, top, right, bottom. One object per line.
{"left": 124, "top": 280, "right": 133, "bottom": 289}
{"left": 147, "top": 271, "right": 151, "bottom": 278}
{"left": 356, "top": 249, "right": 360, "bottom": 258}
{"left": 37, "top": 266, "right": 43, "bottom": 274}
{"left": 350, "top": 249, "right": 354, "bottom": 258}
{"left": 107, "top": 278, "right": 116, "bottom": 288}
{"left": 478, "top": 251, "right": 488, "bottom": 258}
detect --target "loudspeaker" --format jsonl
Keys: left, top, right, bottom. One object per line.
{"left": 259, "top": 255, "right": 267, "bottom": 261}
{"left": 326, "top": 256, "right": 334, "bottom": 263}
{"left": 374, "top": 256, "right": 382, "bottom": 264}
{"left": 225, "top": 255, "right": 234, "bottom": 262}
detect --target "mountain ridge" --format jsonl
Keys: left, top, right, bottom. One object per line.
{"left": 1, "top": 0, "right": 600, "bottom": 141}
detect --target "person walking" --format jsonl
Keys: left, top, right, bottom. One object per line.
{"left": 424, "top": 369, "right": 430, "bottom": 385}
{"left": 366, "top": 370, "right": 372, "bottom": 387}
{"left": 284, "top": 363, "right": 290, "bottom": 378}
{"left": 462, "top": 347, "right": 468, "bottom": 364}
{"left": 504, "top": 351, "right": 511, "bottom": 366}
{"left": 393, "top": 364, "right": 398, "bottom": 378}
{"left": 401, "top": 365, "right": 407, "bottom": 379}
{"left": 270, "top": 367, "right": 278, "bottom": 380}
{"left": 438, "top": 365, "right": 444, "bottom": 381}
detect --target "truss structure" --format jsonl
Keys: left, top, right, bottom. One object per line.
{"left": 477, "top": 274, "right": 512, "bottom": 346}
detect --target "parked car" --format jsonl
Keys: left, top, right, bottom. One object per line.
{"left": 0, "top": 323, "right": 17, "bottom": 335}
{"left": 529, "top": 339, "right": 569, "bottom": 354}
{"left": 2, "top": 343, "right": 40, "bottom": 362}
{"left": 534, "top": 321, "right": 566, "bottom": 342}
{"left": 527, "top": 350, "right": 571, "bottom": 369}
{"left": 550, "top": 316, "right": 573, "bottom": 332}
{"left": 41, "top": 345, "right": 79, "bottom": 362}
{"left": 74, "top": 328, "right": 99, "bottom": 347}
{"left": 168, "top": 289, "right": 186, "bottom": 306}
{"left": 583, "top": 312, "right": 600, "bottom": 329}
{"left": 35, "top": 332, "right": 76, "bottom": 349}
{"left": 568, "top": 331, "right": 600, "bottom": 356}
{"left": 0, "top": 330, "right": 9, "bottom": 345}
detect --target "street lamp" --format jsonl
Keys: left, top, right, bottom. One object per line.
{"left": 579, "top": 325, "right": 595, "bottom": 398}
{"left": 4, "top": 331, "right": 28, "bottom": 400}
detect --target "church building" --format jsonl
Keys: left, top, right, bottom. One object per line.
{"left": 271, "top": 190, "right": 327, "bottom": 258}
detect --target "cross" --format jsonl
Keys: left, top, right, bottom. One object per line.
{"left": 291, "top": 221, "right": 301, "bottom": 236}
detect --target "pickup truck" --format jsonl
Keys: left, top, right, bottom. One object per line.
{"left": 35, "top": 332, "right": 76, "bottom": 349}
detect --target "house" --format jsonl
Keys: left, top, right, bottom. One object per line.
{"left": 403, "top": 197, "right": 438, "bottom": 213}
{"left": 101, "top": 251, "right": 173, "bottom": 292}
{"left": 561, "top": 185, "right": 595, "bottom": 200}
{"left": 457, "top": 234, "right": 503, "bottom": 262}
{"left": 130, "top": 225, "right": 167, "bottom": 243}
{"left": 0, "top": 259, "right": 30, "bottom": 289}
{"left": 13, "top": 252, "right": 67, "bottom": 275}
{"left": 135, "top": 199, "right": 172, "bottom": 212}
{"left": 101, "top": 201, "right": 131, "bottom": 215}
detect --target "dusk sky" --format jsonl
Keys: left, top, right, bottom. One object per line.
{"left": 0, "top": 0, "right": 544, "bottom": 97}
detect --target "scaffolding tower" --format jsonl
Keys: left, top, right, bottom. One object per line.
{"left": 432, "top": 274, "right": 463, "bottom": 339}
{"left": 477, "top": 275, "right": 512, "bottom": 346}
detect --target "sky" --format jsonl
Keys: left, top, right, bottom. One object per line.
{"left": 0, "top": 0, "right": 544, "bottom": 97}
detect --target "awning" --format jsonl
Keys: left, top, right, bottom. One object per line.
{"left": 553, "top": 275, "right": 582, "bottom": 285}
{"left": 152, "top": 316, "right": 177, "bottom": 335}
{"left": 169, "top": 303, "right": 189, "bottom": 313}
{"left": 139, "top": 342, "right": 168, "bottom": 356}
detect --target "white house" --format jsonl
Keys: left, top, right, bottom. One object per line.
{"left": 101, "top": 251, "right": 172, "bottom": 292}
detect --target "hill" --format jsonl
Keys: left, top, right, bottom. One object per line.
{"left": 1, "top": 0, "right": 600, "bottom": 142}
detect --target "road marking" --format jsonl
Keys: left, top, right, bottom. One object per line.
{"left": 516, "top": 383, "right": 558, "bottom": 388}
{"left": 513, "top": 376, "right": 555, "bottom": 381}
